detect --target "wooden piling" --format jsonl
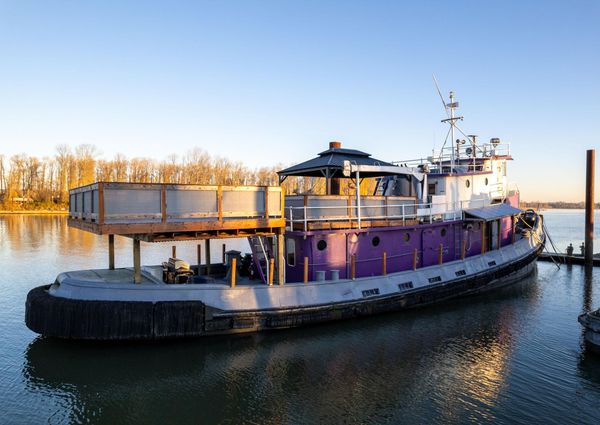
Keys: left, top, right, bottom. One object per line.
{"left": 269, "top": 258, "right": 275, "bottom": 285}
{"left": 585, "top": 149, "right": 595, "bottom": 265}
{"left": 461, "top": 239, "right": 467, "bottom": 260}
{"left": 133, "top": 239, "right": 141, "bottom": 284}
{"left": 351, "top": 254, "right": 356, "bottom": 280}
{"left": 172, "top": 245, "right": 176, "bottom": 259}
{"left": 303, "top": 256, "right": 308, "bottom": 283}
{"left": 230, "top": 258, "right": 236, "bottom": 288}
{"left": 204, "top": 239, "right": 211, "bottom": 275}
{"left": 438, "top": 243, "right": 443, "bottom": 265}
{"left": 413, "top": 248, "right": 418, "bottom": 270}
{"left": 382, "top": 252, "right": 387, "bottom": 275}
{"left": 222, "top": 243, "right": 226, "bottom": 263}
{"left": 108, "top": 234, "right": 115, "bottom": 270}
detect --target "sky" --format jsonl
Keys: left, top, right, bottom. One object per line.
{"left": 0, "top": 0, "right": 599, "bottom": 202}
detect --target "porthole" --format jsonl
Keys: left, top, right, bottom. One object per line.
{"left": 465, "top": 179, "right": 471, "bottom": 188}
{"left": 485, "top": 178, "right": 489, "bottom": 186}
{"left": 441, "top": 228, "right": 447, "bottom": 237}
{"left": 317, "top": 240, "right": 327, "bottom": 251}
{"left": 404, "top": 233, "right": 411, "bottom": 242}
{"left": 372, "top": 236, "right": 380, "bottom": 247}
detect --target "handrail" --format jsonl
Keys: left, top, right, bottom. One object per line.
{"left": 286, "top": 197, "right": 493, "bottom": 230}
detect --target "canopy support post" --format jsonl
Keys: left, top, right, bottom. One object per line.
{"left": 108, "top": 234, "right": 115, "bottom": 270}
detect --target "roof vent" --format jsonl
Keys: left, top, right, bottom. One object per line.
{"left": 329, "top": 141, "right": 342, "bottom": 149}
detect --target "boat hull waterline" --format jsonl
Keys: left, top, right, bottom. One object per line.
{"left": 26, "top": 223, "right": 544, "bottom": 340}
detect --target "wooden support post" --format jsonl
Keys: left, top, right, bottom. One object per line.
{"left": 277, "top": 231, "right": 285, "bottom": 285}
{"left": 438, "top": 243, "right": 443, "bottom": 265}
{"left": 413, "top": 248, "right": 418, "bottom": 271}
{"left": 217, "top": 186, "right": 223, "bottom": 222}
{"left": 269, "top": 258, "right": 275, "bottom": 285}
{"left": 497, "top": 220, "right": 502, "bottom": 249}
{"left": 108, "top": 234, "right": 115, "bottom": 270}
{"left": 197, "top": 244, "right": 202, "bottom": 275}
{"left": 585, "top": 149, "right": 595, "bottom": 265}
{"left": 222, "top": 243, "right": 226, "bottom": 263}
{"left": 481, "top": 221, "right": 487, "bottom": 254}
{"left": 161, "top": 185, "right": 167, "bottom": 223}
{"left": 172, "top": 245, "right": 176, "bottom": 259}
{"left": 230, "top": 258, "right": 236, "bottom": 288}
{"left": 98, "top": 182, "right": 105, "bottom": 225}
{"left": 303, "top": 256, "right": 309, "bottom": 283}
{"left": 205, "top": 239, "right": 211, "bottom": 275}
{"left": 133, "top": 238, "right": 141, "bottom": 284}
{"left": 382, "top": 252, "right": 387, "bottom": 275}
{"left": 351, "top": 254, "right": 356, "bottom": 280}
{"left": 461, "top": 239, "right": 467, "bottom": 260}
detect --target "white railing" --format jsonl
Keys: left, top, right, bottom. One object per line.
{"left": 287, "top": 198, "right": 492, "bottom": 231}
{"left": 393, "top": 142, "right": 511, "bottom": 170}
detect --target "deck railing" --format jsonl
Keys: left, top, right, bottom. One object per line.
{"left": 69, "top": 182, "right": 284, "bottom": 224}
{"left": 286, "top": 196, "right": 492, "bottom": 231}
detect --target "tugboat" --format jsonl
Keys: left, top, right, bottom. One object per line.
{"left": 25, "top": 92, "right": 545, "bottom": 340}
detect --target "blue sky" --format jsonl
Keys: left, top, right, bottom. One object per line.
{"left": 0, "top": 0, "right": 599, "bottom": 201}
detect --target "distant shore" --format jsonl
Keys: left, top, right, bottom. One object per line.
{"left": 0, "top": 210, "right": 69, "bottom": 215}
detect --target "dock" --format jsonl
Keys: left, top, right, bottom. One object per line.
{"left": 537, "top": 252, "right": 600, "bottom": 267}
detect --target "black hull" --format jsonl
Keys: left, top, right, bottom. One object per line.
{"left": 26, "top": 247, "right": 542, "bottom": 341}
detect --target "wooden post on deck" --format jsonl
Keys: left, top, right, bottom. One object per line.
{"left": 197, "top": 244, "right": 202, "bottom": 275}
{"left": 133, "top": 238, "right": 141, "bottom": 284}
{"left": 277, "top": 231, "right": 285, "bottom": 285}
{"left": 303, "top": 256, "right": 309, "bottom": 283}
{"left": 382, "top": 252, "right": 387, "bottom": 275}
{"left": 269, "top": 258, "right": 275, "bottom": 285}
{"left": 461, "top": 239, "right": 467, "bottom": 260}
{"left": 413, "top": 248, "right": 418, "bottom": 270}
{"left": 585, "top": 149, "right": 595, "bottom": 266}
{"left": 204, "top": 239, "right": 211, "bottom": 275}
{"left": 230, "top": 258, "right": 237, "bottom": 288}
{"left": 438, "top": 243, "right": 443, "bottom": 265}
{"left": 108, "top": 234, "right": 115, "bottom": 270}
{"left": 222, "top": 243, "right": 226, "bottom": 263}
{"left": 351, "top": 254, "right": 356, "bottom": 280}
{"left": 172, "top": 245, "right": 176, "bottom": 259}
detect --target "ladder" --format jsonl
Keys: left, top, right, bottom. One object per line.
{"left": 247, "top": 236, "right": 273, "bottom": 284}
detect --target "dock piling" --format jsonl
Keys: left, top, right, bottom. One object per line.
{"left": 585, "top": 149, "right": 595, "bottom": 266}
{"left": 197, "top": 244, "right": 202, "bottom": 274}
{"left": 222, "top": 243, "right": 226, "bottom": 263}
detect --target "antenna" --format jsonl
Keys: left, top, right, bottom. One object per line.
{"left": 432, "top": 75, "right": 449, "bottom": 118}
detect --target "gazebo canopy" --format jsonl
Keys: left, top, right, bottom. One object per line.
{"left": 277, "top": 142, "right": 396, "bottom": 181}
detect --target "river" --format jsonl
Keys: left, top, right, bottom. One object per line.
{"left": 1, "top": 210, "right": 599, "bottom": 424}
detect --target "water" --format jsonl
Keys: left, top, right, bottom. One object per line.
{"left": 1, "top": 211, "right": 600, "bottom": 424}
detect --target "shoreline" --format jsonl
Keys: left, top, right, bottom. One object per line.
{"left": 0, "top": 210, "right": 69, "bottom": 215}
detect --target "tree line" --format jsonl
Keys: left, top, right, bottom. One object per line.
{"left": 0, "top": 144, "right": 294, "bottom": 210}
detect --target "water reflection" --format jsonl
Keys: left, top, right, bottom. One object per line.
{"left": 23, "top": 277, "right": 539, "bottom": 425}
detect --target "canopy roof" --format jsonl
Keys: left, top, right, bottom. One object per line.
{"left": 278, "top": 145, "right": 396, "bottom": 179}
{"left": 464, "top": 203, "right": 522, "bottom": 221}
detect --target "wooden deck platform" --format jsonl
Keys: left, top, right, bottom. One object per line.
{"left": 68, "top": 182, "right": 285, "bottom": 241}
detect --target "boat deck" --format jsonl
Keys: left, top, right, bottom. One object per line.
{"left": 58, "top": 267, "right": 269, "bottom": 287}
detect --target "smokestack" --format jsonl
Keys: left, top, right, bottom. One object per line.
{"left": 330, "top": 141, "right": 341, "bottom": 195}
